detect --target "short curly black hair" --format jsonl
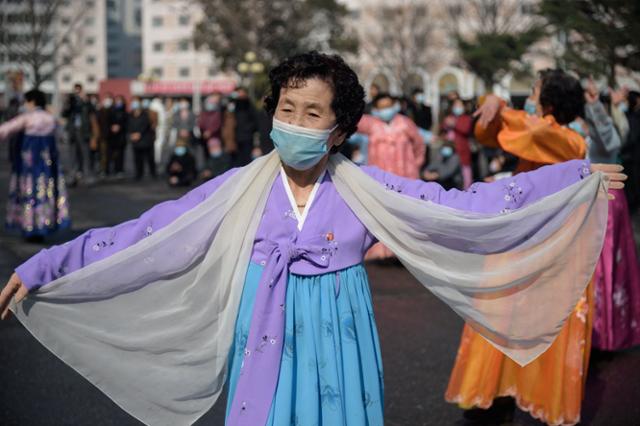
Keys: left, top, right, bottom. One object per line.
{"left": 264, "top": 51, "right": 365, "bottom": 143}
{"left": 24, "top": 89, "right": 47, "bottom": 108}
{"left": 539, "top": 69, "right": 585, "bottom": 125}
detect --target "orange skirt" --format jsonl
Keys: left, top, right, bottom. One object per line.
{"left": 445, "top": 282, "right": 594, "bottom": 426}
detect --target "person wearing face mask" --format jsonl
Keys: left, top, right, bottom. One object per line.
{"left": 228, "top": 87, "right": 259, "bottom": 167}
{"left": 107, "top": 95, "right": 128, "bottom": 177}
{"left": 127, "top": 96, "right": 156, "bottom": 180}
{"left": 61, "top": 83, "right": 100, "bottom": 186}
{"left": 410, "top": 88, "right": 433, "bottom": 136}
{"left": 166, "top": 138, "right": 197, "bottom": 186}
{"left": 96, "top": 93, "right": 114, "bottom": 178}
{"left": 171, "top": 97, "right": 196, "bottom": 155}
{"left": 0, "top": 53, "right": 626, "bottom": 426}
{"left": 201, "top": 135, "right": 232, "bottom": 180}
{"left": 0, "top": 89, "right": 71, "bottom": 240}
{"left": 198, "top": 93, "right": 226, "bottom": 167}
{"left": 356, "top": 92, "right": 425, "bottom": 259}
{"left": 450, "top": 99, "right": 474, "bottom": 189}
{"left": 421, "top": 133, "right": 461, "bottom": 190}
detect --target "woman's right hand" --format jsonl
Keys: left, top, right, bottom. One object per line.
{"left": 0, "top": 273, "right": 28, "bottom": 320}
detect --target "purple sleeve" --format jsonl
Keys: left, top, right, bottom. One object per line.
{"left": 362, "top": 159, "right": 591, "bottom": 214}
{"left": 15, "top": 169, "right": 240, "bottom": 291}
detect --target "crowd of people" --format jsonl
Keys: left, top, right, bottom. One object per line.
{"left": 1, "top": 60, "right": 639, "bottom": 425}
{"left": 55, "top": 83, "right": 274, "bottom": 188}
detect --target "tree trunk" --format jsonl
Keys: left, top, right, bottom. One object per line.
{"left": 609, "top": 60, "right": 617, "bottom": 88}
{"left": 31, "top": 62, "right": 42, "bottom": 90}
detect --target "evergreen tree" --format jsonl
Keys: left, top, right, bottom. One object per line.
{"left": 538, "top": 0, "right": 640, "bottom": 84}
{"left": 447, "top": 0, "right": 545, "bottom": 91}
{"left": 194, "top": 0, "right": 358, "bottom": 70}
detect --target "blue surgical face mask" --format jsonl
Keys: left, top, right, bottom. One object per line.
{"left": 372, "top": 104, "right": 400, "bottom": 122}
{"left": 524, "top": 99, "right": 537, "bottom": 115}
{"left": 440, "top": 146, "right": 454, "bottom": 157}
{"left": 619, "top": 102, "right": 628, "bottom": 113}
{"left": 452, "top": 106, "right": 464, "bottom": 116}
{"left": 130, "top": 100, "right": 141, "bottom": 110}
{"left": 174, "top": 146, "right": 187, "bottom": 156}
{"left": 270, "top": 117, "right": 337, "bottom": 171}
{"left": 205, "top": 102, "right": 219, "bottom": 112}
{"left": 142, "top": 99, "right": 150, "bottom": 109}
{"left": 415, "top": 94, "right": 426, "bottom": 105}
{"left": 568, "top": 120, "right": 587, "bottom": 138}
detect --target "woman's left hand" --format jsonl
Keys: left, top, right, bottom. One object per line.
{"left": 590, "top": 163, "right": 627, "bottom": 200}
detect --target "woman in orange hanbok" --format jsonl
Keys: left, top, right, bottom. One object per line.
{"left": 357, "top": 93, "right": 425, "bottom": 260}
{"left": 445, "top": 70, "right": 594, "bottom": 425}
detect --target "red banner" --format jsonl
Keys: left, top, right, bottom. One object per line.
{"left": 144, "top": 80, "right": 236, "bottom": 95}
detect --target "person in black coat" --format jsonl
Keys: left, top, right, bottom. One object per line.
{"left": 127, "top": 96, "right": 156, "bottom": 180}
{"left": 166, "top": 137, "right": 197, "bottom": 186}
{"left": 108, "top": 95, "right": 128, "bottom": 176}
{"left": 228, "top": 87, "right": 258, "bottom": 167}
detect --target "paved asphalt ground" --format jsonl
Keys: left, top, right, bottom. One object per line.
{"left": 1, "top": 143, "right": 639, "bottom": 426}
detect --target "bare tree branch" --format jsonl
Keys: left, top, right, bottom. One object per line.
{"left": 358, "top": 0, "right": 442, "bottom": 94}
{"left": 0, "top": 0, "right": 88, "bottom": 89}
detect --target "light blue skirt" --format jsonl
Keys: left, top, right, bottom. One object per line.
{"left": 226, "top": 262, "right": 385, "bottom": 426}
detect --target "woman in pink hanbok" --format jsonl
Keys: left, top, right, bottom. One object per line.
{"left": 357, "top": 93, "right": 425, "bottom": 260}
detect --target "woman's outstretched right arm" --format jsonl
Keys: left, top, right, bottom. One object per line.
{"left": 0, "top": 168, "right": 239, "bottom": 319}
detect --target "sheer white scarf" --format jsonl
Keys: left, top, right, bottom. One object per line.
{"left": 10, "top": 151, "right": 608, "bottom": 426}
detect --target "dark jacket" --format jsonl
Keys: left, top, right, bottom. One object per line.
{"left": 127, "top": 109, "right": 154, "bottom": 149}
{"left": 62, "top": 95, "right": 96, "bottom": 139}
{"left": 109, "top": 105, "right": 128, "bottom": 145}
{"left": 233, "top": 99, "right": 258, "bottom": 143}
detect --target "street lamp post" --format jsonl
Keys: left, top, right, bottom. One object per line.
{"left": 237, "top": 51, "right": 264, "bottom": 100}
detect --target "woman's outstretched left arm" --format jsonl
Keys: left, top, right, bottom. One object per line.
{"left": 363, "top": 160, "right": 625, "bottom": 214}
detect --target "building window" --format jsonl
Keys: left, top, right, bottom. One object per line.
{"left": 134, "top": 8, "right": 142, "bottom": 26}
{"left": 87, "top": 75, "right": 96, "bottom": 83}
{"left": 86, "top": 55, "right": 96, "bottom": 65}
{"left": 85, "top": 16, "right": 95, "bottom": 26}
{"left": 152, "top": 16, "right": 163, "bottom": 27}
{"left": 62, "top": 73, "right": 71, "bottom": 83}
{"left": 178, "top": 40, "right": 189, "bottom": 51}
{"left": 152, "top": 67, "right": 163, "bottom": 78}
{"left": 179, "top": 15, "right": 190, "bottom": 26}
{"left": 208, "top": 67, "right": 216, "bottom": 77}
{"left": 107, "top": 0, "right": 117, "bottom": 9}
{"left": 153, "top": 42, "right": 163, "bottom": 52}
{"left": 86, "top": 37, "right": 95, "bottom": 46}
{"left": 179, "top": 67, "right": 190, "bottom": 78}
